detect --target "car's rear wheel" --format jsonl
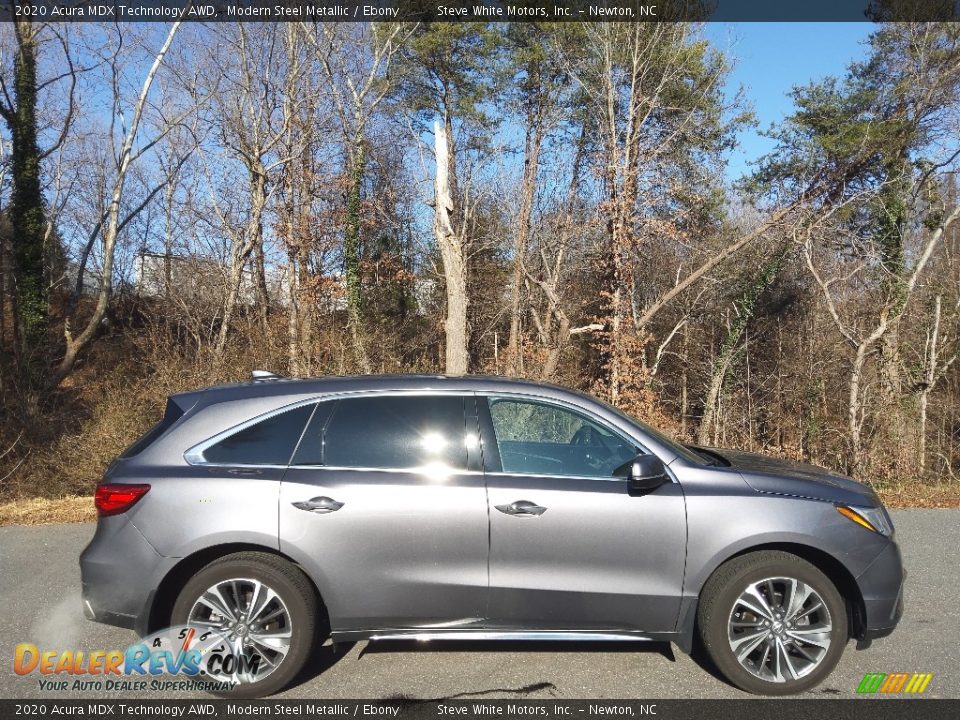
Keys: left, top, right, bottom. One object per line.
{"left": 171, "top": 552, "right": 318, "bottom": 698}
{"left": 697, "top": 550, "right": 848, "bottom": 695}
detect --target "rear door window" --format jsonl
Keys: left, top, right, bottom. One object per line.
{"left": 203, "top": 403, "right": 316, "bottom": 466}
{"left": 310, "top": 395, "right": 467, "bottom": 471}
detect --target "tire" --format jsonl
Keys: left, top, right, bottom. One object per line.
{"left": 697, "top": 550, "right": 848, "bottom": 696}
{"left": 171, "top": 551, "right": 319, "bottom": 698}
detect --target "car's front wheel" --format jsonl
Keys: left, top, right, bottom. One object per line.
{"left": 697, "top": 550, "right": 848, "bottom": 695}
{"left": 171, "top": 551, "right": 319, "bottom": 698}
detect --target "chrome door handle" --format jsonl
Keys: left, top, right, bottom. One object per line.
{"left": 495, "top": 500, "right": 547, "bottom": 517}
{"left": 292, "top": 496, "right": 345, "bottom": 514}
{"left": 226, "top": 468, "right": 262, "bottom": 476}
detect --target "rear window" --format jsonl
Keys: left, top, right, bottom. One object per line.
{"left": 310, "top": 395, "right": 467, "bottom": 470}
{"left": 203, "top": 403, "right": 316, "bottom": 466}
{"left": 120, "top": 399, "right": 186, "bottom": 458}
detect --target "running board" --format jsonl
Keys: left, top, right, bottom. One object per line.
{"left": 367, "top": 631, "right": 653, "bottom": 642}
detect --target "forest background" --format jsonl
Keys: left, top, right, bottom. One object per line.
{"left": 3, "top": 18, "right": 960, "bottom": 521}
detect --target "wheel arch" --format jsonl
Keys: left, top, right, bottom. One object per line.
{"left": 147, "top": 543, "right": 326, "bottom": 634}
{"left": 696, "top": 542, "right": 866, "bottom": 640}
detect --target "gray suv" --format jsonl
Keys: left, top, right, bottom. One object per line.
{"left": 81, "top": 374, "right": 904, "bottom": 697}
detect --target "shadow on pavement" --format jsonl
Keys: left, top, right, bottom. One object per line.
{"left": 287, "top": 640, "right": 357, "bottom": 693}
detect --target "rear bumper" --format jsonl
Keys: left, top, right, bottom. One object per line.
{"left": 79, "top": 515, "right": 172, "bottom": 636}
{"left": 855, "top": 538, "right": 905, "bottom": 643}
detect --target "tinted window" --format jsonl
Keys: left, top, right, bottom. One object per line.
{"left": 203, "top": 404, "right": 315, "bottom": 465}
{"left": 488, "top": 397, "right": 636, "bottom": 477}
{"left": 322, "top": 395, "right": 467, "bottom": 470}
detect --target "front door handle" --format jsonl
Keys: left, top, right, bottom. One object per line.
{"left": 226, "top": 468, "right": 263, "bottom": 476}
{"left": 292, "top": 496, "right": 345, "bottom": 514}
{"left": 495, "top": 500, "right": 547, "bottom": 517}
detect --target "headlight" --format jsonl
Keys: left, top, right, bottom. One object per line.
{"left": 836, "top": 504, "right": 894, "bottom": 536}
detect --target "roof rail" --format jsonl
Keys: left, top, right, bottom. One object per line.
{"left": 251, "top": 370, "right": 282, "bottom": 383}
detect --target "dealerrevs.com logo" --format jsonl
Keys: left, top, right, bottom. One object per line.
{"left": 12, "top": 626, "right": 257, "bottom": 693}
{"left": 856, "top": 672, "right": 934, "bottom": 695}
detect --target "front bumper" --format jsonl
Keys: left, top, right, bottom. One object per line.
{"left": 79, "top": 515, "right": 172, "bottom": 636}
{"left": 854, "top": 538, "right": 905, "bottom": 643}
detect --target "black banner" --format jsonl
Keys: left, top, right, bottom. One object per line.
{"left": 0, "top": 0, "right": 959, "bottom": 23}
{"left": 2, "top": 700, "right": 960, "bottom": 720}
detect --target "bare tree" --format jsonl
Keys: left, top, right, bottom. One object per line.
{"left": 915, "top": 295, "right": 960, "bottom": 471}
{"left": 698, "top": 245, "right": 789, "bottom": 444}
{"left": 566, "top": 23, "right": 740, "bottom": 408}
{"left": 502, "top": 25, "right": 570, "bottom": 376}
{"left": 805, "top": 205, "right": 960, "bottom": 473}
{"left": 206, "top": 25, "right": 300, "bottom": 353}
{"left": 55, "top": 22, "right": 189, "bottom": 385}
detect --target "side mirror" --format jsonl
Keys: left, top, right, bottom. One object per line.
{"left": 620, "top": 454, "right": 669, "bottom": 495}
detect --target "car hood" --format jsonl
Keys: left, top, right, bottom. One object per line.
{"left": 700, "top": 447, "right": 881, "bottom": 507}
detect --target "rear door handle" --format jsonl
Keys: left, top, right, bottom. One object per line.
{"left": 292, "top": 496, "right": 345, "bottom": 514}
{"left": 226, "top": 468, "right": 262, "bottom": 476}
{"left": 495, "top": 500, "right": 547, "bottom": 517}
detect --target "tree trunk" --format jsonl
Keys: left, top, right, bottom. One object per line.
{"left": 297, "top": 244, "right": 313, "bottom": 374}
{"left": 917, "top": 295, "right": 945, "bottom": 474}
{"left": 541, "top": 310, "right": 569, "bottom": 381}
{"left": 847, "top": 337, "right": 872, "bottom": 477}
{"left": 506, "top": 109, "right": 543, "bottom": 376}
{"left": 698, "top": 248, "right": 789, "bottom": 445}
{"left": 344, "top": 135, "right": 371, "bottom": 372}
{"left": 600, "top": 52, "right": 642, "bottom": 406}
{"left": 443, "top": 111, "right": 461, "bottom": 227}
{"left": 286, "top": 250, "right": 300, "bottom": 376}
{"left": 217, "top": 242, "right": 250, "bottom": 354}
{"left": 680, "top": 323, "right": 689, "bottom": 437}
{"left": 699, "top": 351, "right": 733, "bottom": 446}
{"left": 163, "top": 181, "right": 174, "bottom": 300}
{"left": 254, "top": 240, "right": 269, "bottom": 332}
{"left": 0, "top": 230, "right": 12, "bottom": 352}
{"left": 919, "top": 388, "right": 930, "bottom": 473}
{"left": 525, "top": 267, "right": 570, "bottom": 382}
{"left": 434, "top": 118, "right": 468, "bottom": 375}
{"left": 217, "top": 164, "right": 266, "bottom": 353}
{"left": 7, "top": 18, "right": 46, "bottom": 364}
{"left": 877, "top": 327, "right": 906, "bottom": 464}
{"left": 603, "top": 155, "right": 637, "bottom": 407}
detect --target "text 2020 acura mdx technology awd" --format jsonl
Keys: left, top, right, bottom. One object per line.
{"left": 81, "top": 373, "right": 904, "bottom": 697}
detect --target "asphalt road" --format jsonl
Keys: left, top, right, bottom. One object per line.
{"left": 1, "top": 510, "right": 957, "bottom": 700}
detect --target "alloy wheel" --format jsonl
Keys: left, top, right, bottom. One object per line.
{"left": 727, "top": 576, "right": 833, "bottom": 683}
{"left": 187, "top": 577, "right": 292, "bottom": 685}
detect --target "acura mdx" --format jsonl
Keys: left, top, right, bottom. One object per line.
{"left": 80, "top": 373, "right": 904, "bottom": 697}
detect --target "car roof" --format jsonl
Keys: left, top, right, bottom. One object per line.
{"left": 170, "top": 374, "right": 588, "bottom": 408}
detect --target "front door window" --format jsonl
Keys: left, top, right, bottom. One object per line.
{"left": 487, "top": 397, "right": 636, "bottom": 477}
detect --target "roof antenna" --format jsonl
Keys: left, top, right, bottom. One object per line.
{"left": 251, "top": 370, "right": 282, "bottom": 382}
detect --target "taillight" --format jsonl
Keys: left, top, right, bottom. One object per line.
{"left": 94, "top": 484, "right": 151, "bottom": 517}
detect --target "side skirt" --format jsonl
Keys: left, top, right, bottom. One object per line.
{"left": 330, "top": 628, "right": 687, "bottom": 650}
